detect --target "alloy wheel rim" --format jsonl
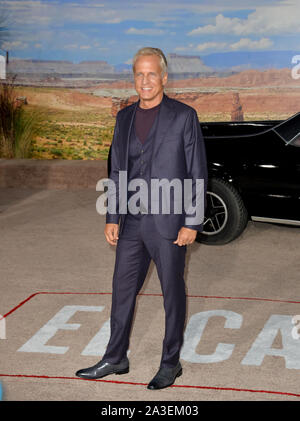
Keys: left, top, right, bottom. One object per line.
{"left": 202, "top": 191, "right": 228, "bottom": 235}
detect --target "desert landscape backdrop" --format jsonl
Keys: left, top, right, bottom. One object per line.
{"left": 5, "top": 54, "right": 300, "bottom": 161}
{"left": 2, "top": 0, "right": 300, "bottom": 160}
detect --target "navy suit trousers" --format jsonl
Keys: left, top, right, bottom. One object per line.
{"left": 102, "top": 213, "right": 187, "bottom": 368}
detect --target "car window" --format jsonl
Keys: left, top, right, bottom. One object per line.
{"left": 289, "top": 134, "right": 300, "bottom": 147}
{"left": 273, "top": 113, "right": 300, "bottom": 147}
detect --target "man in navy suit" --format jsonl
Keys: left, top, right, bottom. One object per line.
{"left": 76, "top": 47, "right": 207, "bottom": 389}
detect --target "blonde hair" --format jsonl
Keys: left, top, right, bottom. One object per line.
{"left": 132, "top": 47, "right": 168, "bottom": 76}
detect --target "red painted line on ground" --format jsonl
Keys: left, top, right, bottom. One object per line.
{"left": 2, "top": 291, "right": 300, "bottom": 399}
{"left": 3, "top": 293, "right": 40, "bottom": 319}
{"left": 0, "top": 373, "right": 299, "bottom": 398}
{"left": 0, "top": 373, "right": 147, "bottom": 387}
{"left": 187, "top": 294, "right": 300, "bottom": 304}
{"left": 3, "top": 291, "right": 300, "bottom": 319}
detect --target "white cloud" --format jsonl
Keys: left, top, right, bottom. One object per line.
{"left": 64, "top": 44, "right": 78, "bottom": 50}
{"left": 0, "top": 0, "right": 119, "bottom": 25}
{"left": 125, "top": 27, "right": 165, "bottom": 36}
{"left": 188, "top": 14, "right": 241, "bottom": 36}
{"left": 188, "top": 1, "right": 300, "bottom": 36}
{"left": 0, "top": 0, "right": 294, "bottom": 57}
{"left": 1, "top": 0, "right": 276, "bottom": 28}
{"left": 174, "top": 44, "right": 195, "bottom": 52}
{"left": 174, "top": 37, "right": 273, "bottom": 54}
{"left": 230, "top": 37, "right": 273, "bottom": 50}
{"left": 1, "top": 40, "right": 28, "bottom": 50}
{"left": 196, "top": 41, "right": 227, "bottom": 52}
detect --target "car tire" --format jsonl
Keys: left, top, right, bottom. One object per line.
{"left": 196, "top": 178, "right": 248, "bottom": 245}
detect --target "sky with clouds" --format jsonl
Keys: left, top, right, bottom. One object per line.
{"left": 0, "top": 0, "right": 299, "bottom": 65}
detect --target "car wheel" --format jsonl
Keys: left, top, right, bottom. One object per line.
{"left": 196, "top": 178, "right": 248, "bottom": 245}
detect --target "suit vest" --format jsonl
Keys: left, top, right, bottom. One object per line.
{"left": 126, "top": 111, "right": 159, "bottom": 217}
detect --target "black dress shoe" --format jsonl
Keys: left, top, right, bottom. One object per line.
{"left": 147, "top": 362, "right": 182, "bottom": 390}
{"left": 75, "top": 357, "right": 129, "bottom": 380}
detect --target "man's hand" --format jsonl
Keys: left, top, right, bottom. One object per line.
{"left": 173, "top": 227, "right": 197, "bottom": 246}
{"left": 104, "top": 223, "right": 119, "bottom": 245}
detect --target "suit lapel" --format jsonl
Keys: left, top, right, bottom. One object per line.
{"left": 121, "top": 101, "right": 138, "bottom": 171}
{"left": 151, "top": 94, "right": 176, "bottom": 165}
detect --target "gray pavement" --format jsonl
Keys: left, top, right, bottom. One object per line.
{"left": 0, "top": 187, "right": 300, "bottom": 401}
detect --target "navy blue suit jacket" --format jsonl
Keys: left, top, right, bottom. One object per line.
{"left": 106, "top": 94, "right": 208, "bottom": 240}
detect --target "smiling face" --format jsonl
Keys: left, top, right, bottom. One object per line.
{"left": 133, "top": 54, "right": 168, "bottom": 109}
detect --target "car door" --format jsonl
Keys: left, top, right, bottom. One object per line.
{"left": 237, "top": 115, "right": 300, "bottom": 222}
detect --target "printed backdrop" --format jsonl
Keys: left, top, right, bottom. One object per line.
{"left": 1, "top": 0, "right": 300, "bottom": 159}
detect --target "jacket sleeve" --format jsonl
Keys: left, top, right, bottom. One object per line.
{"left": 106, "top": 114, "right": 121, "bottom": 225}
{"left": 182, "top": 108, "right": 208, "bottom": 232}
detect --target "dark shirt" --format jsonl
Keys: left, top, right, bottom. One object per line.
{"left": 135, "top": 102, "right": 160, "bottom": 144}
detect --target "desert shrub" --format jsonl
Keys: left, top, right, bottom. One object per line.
{"left": 0, "top": 78, "right": 42, "bottom": 158}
